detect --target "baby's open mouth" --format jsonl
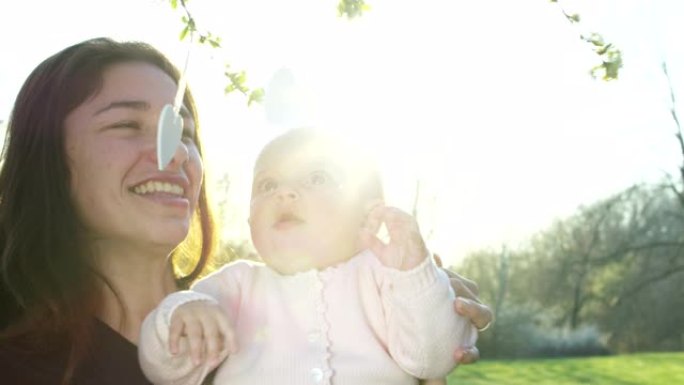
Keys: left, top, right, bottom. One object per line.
{"left": 274, "top": 212, "right": 304, "bottom": 227}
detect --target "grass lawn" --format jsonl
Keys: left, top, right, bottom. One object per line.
{"left": 447, "top": 352, "right": 684, "bottom": 385}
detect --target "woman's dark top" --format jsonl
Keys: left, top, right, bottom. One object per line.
{"left": 0, "top": 320, "right": 152, "bottom": 385}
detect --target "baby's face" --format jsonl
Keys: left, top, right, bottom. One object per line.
{"left": 249, "top": 145, "right": 368, "bottom": 275}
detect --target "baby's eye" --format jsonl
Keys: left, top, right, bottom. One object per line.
{"left": 257, "top": 179, "right": 278, "bottom": 194}
{"left": 307, "top": 170, "right": 335, "bottom": 187}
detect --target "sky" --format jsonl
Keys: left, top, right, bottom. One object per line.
{"left": 2, "top": 0, "right": 683, "bottom": 266}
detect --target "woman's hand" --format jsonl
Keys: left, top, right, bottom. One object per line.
{"left": 434, "top": 253, "right": 493, "bottom": 365}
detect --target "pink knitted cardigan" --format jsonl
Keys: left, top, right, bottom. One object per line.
{"left": 139, "top": 249, "right": 477, "bottom": 385}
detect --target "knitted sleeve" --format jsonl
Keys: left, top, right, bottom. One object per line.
{"left": 376, "top": 254, "right": 478, "bottom": 379}
{"left": 138, "top": 261, "right": 253, "bottom": 385}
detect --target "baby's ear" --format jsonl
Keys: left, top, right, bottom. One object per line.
{"left": 361, "top": 198, "right": 384, "bottom": 234}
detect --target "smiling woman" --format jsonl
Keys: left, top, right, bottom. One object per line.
{"left": 64, "top": 61, "right": 203, "bottom": 248}
{"left": 0, "top": 37, "right": 216, "bottom": 385}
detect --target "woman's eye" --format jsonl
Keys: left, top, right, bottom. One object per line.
{"left": 110, "top": 120, "right": 141, "bottom": 129}
{"left": 181, "top": 128, "right": 196, "bottom": 143}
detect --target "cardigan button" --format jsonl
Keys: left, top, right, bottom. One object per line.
{"left": 307, "top": 331, "right": 320, "bottom": 343}
{"left": 311, "top": 367, "right": 324, "bottom": 382}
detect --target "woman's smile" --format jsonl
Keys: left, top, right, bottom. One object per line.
{"left": 130, "top": 176, "right": 191, "bottom": 209}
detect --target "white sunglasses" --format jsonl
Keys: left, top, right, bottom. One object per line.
{"left": 157, "top": 32, "right": 193, "bottom": 170}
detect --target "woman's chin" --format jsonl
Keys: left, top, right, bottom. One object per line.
{"left": 144, "top": 224, "right": 191, "bottom": 251}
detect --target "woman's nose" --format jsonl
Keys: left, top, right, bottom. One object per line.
{"left": 167, "top": 141, "right": 190, "bottom": 169}
{"left": 152, "top": 139, "right": 189, "bottom": 170}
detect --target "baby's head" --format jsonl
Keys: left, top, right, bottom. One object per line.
{"left": 249, "top": 128, "right": 383, "bottom": 274}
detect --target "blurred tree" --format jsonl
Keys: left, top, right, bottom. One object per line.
{"left": 524, "top": 187, "right": 647, "bottom": 329}
{"left": 597, "top": 186, "right": 684, "bottom": 351}
{"left": 663, "top": 61, "right": 684, "bottom": 206}
{"left": 458, "top": 246, "right": 527, "bottom": 357}
{"left": 459, "top": 182, "right": 684, "bottom": 356}
{"left": 522, "top": 184, "right": 684, "bottom": 351}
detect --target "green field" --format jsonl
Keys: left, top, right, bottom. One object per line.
{"left": 448, "top": 352, "right": 684, "bottom": 385}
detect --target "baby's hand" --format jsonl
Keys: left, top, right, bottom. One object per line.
{"left": 169, "top": 301, "right": 238, "bottom": 367}
{"left": 361, "top": 205, "right": 429, "bottom": 271}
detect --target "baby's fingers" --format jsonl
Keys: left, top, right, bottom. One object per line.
{"left": 382, "top": 207, "right": 413, "bottom": 235}
{"left": 184, "top": 319, "right": 205, "bottom": 366}
{"left": 364, "top": 204, "right": 386, "bottom": 233}
{"left": 169, "top": 316, "right": 185, "bottom": 355}
{"left": 202, "top": 317, "right": 229, "bottom": 366}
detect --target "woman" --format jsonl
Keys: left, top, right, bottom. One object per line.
{"left": 0, "top": 38, "right": 491, "bottom": 385}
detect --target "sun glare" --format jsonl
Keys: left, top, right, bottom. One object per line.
{"left": 1, "top": 0, "right": 681, "bottom": 266}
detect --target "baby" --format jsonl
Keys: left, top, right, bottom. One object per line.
{"left": 139, "top": 128, "right": 477, "bottom": 385}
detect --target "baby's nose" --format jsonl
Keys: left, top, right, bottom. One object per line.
{"left": 276, "top": 184, "right": 299, "bottom": 200}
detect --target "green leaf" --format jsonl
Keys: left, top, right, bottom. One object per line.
{"left": 179, "top": 25, "right": 189, "bottom": 41}
{"left": 170, "top": 0, "right": 178, "bottom": 10}
{"left": 604, "top": 61, "right": 620, "bottom": 80}
{"left": 581, "top": 33, "right": 605, "bottom": 47}
{"left": 337, "top": 1, "right": 345, "bottom": 17}
{"left": 248, "top": 88, "right": 265, "bottom": 106}
{"left": 596, "top": 43, "right": 612, "bottom": 56}
{"left": 209, "top": 39, "right": 221, "bottom": 48}
{"left": 337, "top": 0, "right": 367, "bottom": 19}
{"left": 590, "top": 55, "right": 622, "bottom": 81}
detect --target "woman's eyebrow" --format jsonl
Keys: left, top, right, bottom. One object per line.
{"left": 94, "top": 100, "right": 149, "bottom": 116}
{"left": 93, "top": 101, "right": 193, "bottom": 122}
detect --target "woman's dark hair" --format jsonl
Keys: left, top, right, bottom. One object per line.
{"left": 0, "top": 37, "right": 216, "bottom": 382}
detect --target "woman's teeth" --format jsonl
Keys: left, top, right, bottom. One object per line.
{"left": 132, "top": 181, "right": 185, "bottom": 196}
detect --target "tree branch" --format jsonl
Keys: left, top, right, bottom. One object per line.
{"left": 662, "top": 61, "right": 684, "bottom": 206}
{"left": 615, "top": 264, "right": 684, "bottom": 307}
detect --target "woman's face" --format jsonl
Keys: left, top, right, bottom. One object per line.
{"left": 64, "top": 61, "right": 203, "bottom": 252}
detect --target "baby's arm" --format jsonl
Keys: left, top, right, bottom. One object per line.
{"left": 362, "top": 206, "right": 477, "bottom": 379}
{"left": 381, "top": 258, "right": 477, "bottom": 378}
{"left": 138, "top": 263, "right": 246, "bottom": 385}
